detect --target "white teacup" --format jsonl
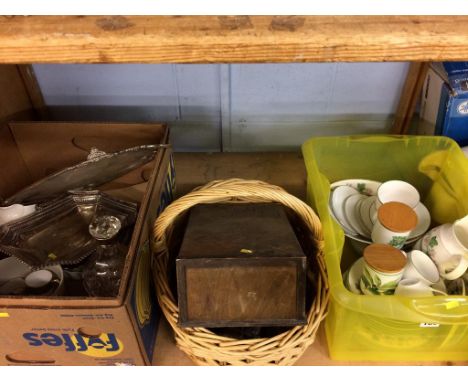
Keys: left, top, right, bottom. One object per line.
{"left": 395, "top": 278, "right": 447, "bottom": 297}
{"left": 439, "top": 254, "right": 468, "bottom": 281}
{"left": 402, "top": 250, "right": 440, "bottom": 285}
{"left": 417, "top": 215, "right": 468, "bottom": 280}
{"left": 376, "top": 180, "right": 420, "bottom": 209}
{"left": 0, "top": 204, "right": 36, "bottom": 226}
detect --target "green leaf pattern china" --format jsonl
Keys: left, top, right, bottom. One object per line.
{"left": 361, "top": 267, "right": 399, "bottom": 295}
{"left": 389, "top": 236, "right": 407, "bottom": 249}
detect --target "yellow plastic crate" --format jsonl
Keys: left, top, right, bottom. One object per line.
{"left": 302, "top": 135, "right": 468, "bottom": 361}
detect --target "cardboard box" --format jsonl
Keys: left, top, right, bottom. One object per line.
{"left": 0, "top": 122, "right": 175, "bottom": 365}
{"left": 419, "top": 62, "right": 468, "bottom": 146}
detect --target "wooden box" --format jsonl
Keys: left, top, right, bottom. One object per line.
{"left": 176, "top": 203, "right": 307, "bottom": 328}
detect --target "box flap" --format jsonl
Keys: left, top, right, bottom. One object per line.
{"left": 439, "top": 62, "right": 468, "bottom": 95}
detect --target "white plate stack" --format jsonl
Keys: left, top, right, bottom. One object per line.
{"left": 329, "top": 179, "right": 431, "bottom": 246}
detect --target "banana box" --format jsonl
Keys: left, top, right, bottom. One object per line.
{"left": 0, "top": 122, "right": 175, "bottom": 365}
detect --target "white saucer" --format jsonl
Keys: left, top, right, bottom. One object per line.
{"left": 329, "top": 180, "right": 382, "bottom": 242}
{"left": 359, "top": 195, "right": 377, "bottom": 237}
{"left": 356, "top": 197, "right": 372, "bottom": 237}
{"left": 344, "top": 257, "right": 365, "bottom": 295}
{"left": 330, "top": 185, "right": 359, "bottom": 235}
{"left": 330, "top": 179, "right": 382, "bottom": 196}
{"left": 343, "top": 194, "right": 368, "bottom": 237}
{"left": 369, "top": 200, "right": 378, "bottom": 225}
{"left": 408, "top": 203, "right": 431, "bottom": 239}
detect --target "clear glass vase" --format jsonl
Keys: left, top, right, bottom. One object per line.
{"left": 83, "top": 243, "right": 127, "bottom": 297}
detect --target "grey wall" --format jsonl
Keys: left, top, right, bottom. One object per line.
{"left": 33, "top": 63, "right": 409, "bottom": 152}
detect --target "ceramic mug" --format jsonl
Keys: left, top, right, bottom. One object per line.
{"left": 361, "top": 258, "right": 406, "bottom": 295}
{"left": 371, "top": 202, "right": 417, "bottom": 249}
{"left": 402, "top": 250, "right": 440, "bottom": 285}
{"left": 372, "top": 218, "right": 412, "bottom": 249}
{"left": 395, "top": 278, "right": 447, "bottom": 297}
{"left": 0, "top": 204, "right": 36, "bottom": 226}
{"left": 417, "top": 215, "right": 468, "bottom": 280}
{"left": 376, "top": 180, "right": 420, "bottom": 209}
{"left": 361, "top": 265, "right": 404, "bottom": 295}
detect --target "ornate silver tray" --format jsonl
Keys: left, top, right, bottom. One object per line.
{"left": 0, "top": 191, "right": 137, "bottom": 268}
{"left": 4, "top": 145, "right": 160, "bottom": 205}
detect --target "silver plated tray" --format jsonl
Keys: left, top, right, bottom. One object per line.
{"left": 4, "top": 145, "right": 160, "bottom": 205}
{"left": 0, "top": 191, "right": 137, "bottom": 268}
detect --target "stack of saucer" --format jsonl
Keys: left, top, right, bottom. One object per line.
{"left": 343, "top": 249, "right": 448, "bottom": 296}
{"left": 329, "top": 179, "right": 431, "bottom": 247}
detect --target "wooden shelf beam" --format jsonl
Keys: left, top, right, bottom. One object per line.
{"left": 1, "top": 16, "right": 468, "bottom": 63}
{"left": 391, "top": 62, "right": 429, "bottom": 134}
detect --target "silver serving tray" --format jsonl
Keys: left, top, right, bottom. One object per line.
{"left": 4, "top": 145, "right": 160, "bottom": 205}
{"left": 0, "top": 191, "right": 137, "bottom": 268}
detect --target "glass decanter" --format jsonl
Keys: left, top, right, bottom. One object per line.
{"left": 82, "top": 243, "right": 127, "bottom": 297}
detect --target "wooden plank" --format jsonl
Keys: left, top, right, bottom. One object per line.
{"left": 154, "top": 152, "right": 468, "bottom": 366}
{"left": 0, "top": 65, "right": 37, "bottom": 201}
{"left": 391, "top": 62, "right": 429, "bottom": 134}
{"left": 17, "top": 65, "right": 49, "bottom": 120}
{"left": 172, "top": 152, "right": 307, "bottom": 200}
{"left": 0, "top": 65, "right": 35, "bottom": 122}
{"left": 152, "top": 319, "right": 468, "bottom": 366}
{"left": 1, "top": 16, "right": 468, "bottom": 63}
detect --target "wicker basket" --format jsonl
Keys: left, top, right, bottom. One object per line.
{"left": 152, "top": 179, "right": 329, "bottom": 366}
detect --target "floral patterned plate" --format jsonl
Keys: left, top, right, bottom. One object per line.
{"left": 329, "top": 179, "right": 382, "bottom": 244}
{"left": 330, "top": 179, "right": 382, "bottom": 197}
